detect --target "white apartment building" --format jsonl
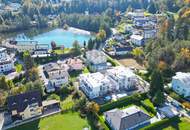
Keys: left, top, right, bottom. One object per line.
{"left": 172, "top": 72, "right": 190, "bottom": 97}
{"left": 16, "top": 43, "right": 49, "bottom": 53}
{"left": 47, "top": 69, "right": 69, "bottom": 87}
{"left": 79, "top": 67, "right": 138, "bottom": 99}
{"left": 86, "top": 50, "right": 108, "bottom": 72}
{"left": 43, "top": 63, "right": 69, "bottom": 88}
{"left": 79, "top": 72, "right": 118, "bottom": 99}
{"left": 143, "top": 28, "right": 157, "bottom": 39}
{"left": 16, "top": 43, "right": 36, "bottom": 52}
{"left": 0, "top": 47, "right": 14, "bottom": 73}
{"left": 130, "top": 34, "right": 144, "bottom": 46}
{"left": 106, "top": 66, "right": 137, "bottom": 90}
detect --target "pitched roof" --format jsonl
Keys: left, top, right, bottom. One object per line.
{"left": 104, "top": 106, "right": 151, "bottom": 130}
{"left": 173, "top": 72, "right": 190, "bottom": 87}
{"left": 7, "top": 91, "right": 42, "bottom": 113}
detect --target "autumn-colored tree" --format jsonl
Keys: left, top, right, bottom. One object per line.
{"left": 0, "top": 91, "right": 8, "bottom": 106}
{"left": 158, "top": 61, "right": 168, "bottom": 71}
{"left": 160, "top": 19, "right": 169, "bottom": 34}
{"left": 182, "top": 102, "right": 190, "bottom": 109}
{"left": 132, "top": 48, "right": 144, "bottom": 58}
{"left": 180, "top": 48, "right": 190, "bottom": 59}
{"left": 86, "top": 102, "right": 100, "bottom": 113}
{"left": 28, "top": 67, "right": 39, "bottom": 81}
{"left": 184, "top": 0, "right": 190, "bottom": 4}
{"left": 96, "top": 29, "right": 106, "bottom": 42}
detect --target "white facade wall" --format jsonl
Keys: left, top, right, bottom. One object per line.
{"left": 48, "top": 70, "right": 69, "bottom": 87}
{"left": 172, "top": 78, "right": 190, "bottom": 97}
{"left": 79, "top": 72, "right": 113, "bottom": 99}
{"left": 16, "top": 44, "right": 36, "bottom": 52}
{"left": 0, "top": 48, "right": 14, "bottom": 73}
{"left": 172, "top": 72, "right": 190, "bottom": 97}
{"left": 130, "top": 35, "right": 143, "bottom": 46}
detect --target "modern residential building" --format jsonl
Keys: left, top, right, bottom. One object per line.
{"left": 113, "top": 46, "right": 133, "bottom": 56}
{"left": 79, "top": 72, "right": 118, "bottom": 99}
{"left": 172, "top": 72, "right": 190, "bottom": 97}
{"left": 43, "top": 63, "right": 69, "bottom": 89}
{"left": 33, "top": 49, "right": 48, "bottom": 55}
{"left": 7, "top": 91, "right": 43, "bottom": 121}
{"left": 86, "top": 50, "right": 108, "bottom": 72}
{"left": 79, "top": 66, "right": 138, "bottom": 99}
{"left": 104, "top": 106, "right": 151, "bottom": 130}
{"left": 106, "top": 66, "right": 137, "bottom": 90}
{"left": 130, "top": 34, "right": 144, "bottom": 46}
{"left": 16, "top": 43, "right": 36, "bottom": 52}
{"left": 142, "top": 28, "right": 157, "bottom": 39}
{"left": 64, "top": 58, "right": 84, "bottom": 71}
{"left": 16, "top": 43, "right": 49, "bottom": 53}
{"left": 0, "top": 47, "right": 14, "bottom": 73}
{"left": 47, "top": 69, "right": 69, "bottom": 88}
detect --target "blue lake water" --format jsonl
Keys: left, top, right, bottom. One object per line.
{"left": 15, "top": 28, "right": 93, "bottom": 48}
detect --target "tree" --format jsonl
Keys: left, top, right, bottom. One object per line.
{"left": 28, "top": 67, "right": 39, "bottom": 81}
{"left": 83, "top": 41, "right": 86, "bottom": 49}
{"left": 0, "top": 76, "right": 9, "bottom": 90}
{"left": 51, "top": 41, "right": 57, "bottom": 50}
{"left": 0, "top": 91, "right": 8, "bottom": 107}
{"left": 72, "top": 40, "right": 81, "bottom": 54}
{"left": 96, "top": 29, "right": 106, "bottom": 42}
{"left": 152, "top": 90, "right": 165, "bottom": 106}
{"left": 7, "top": 80, "right": 14, "bottom": 89}
{"left": 23, "top": 51, "right": 34, "bottom": 70}
{"left": 132, "top": 48, "right": 144, "bottom": 58}
{"left": 87, "top": 38, "right": 94, "bottom": 50}
{"left": 149, "top": 69, "right": 165, "bottom": 106}
{"left": 147, "top": 2, "right": 157, "bottom": 14}
{"left": 86, "top": 102, "right": 100, "bottom": 113}
{"left": 149, "top": 70, "right": 164, "bottom": 97}
{"left": 132, "top": 47, "right": 144, "bottom": 63}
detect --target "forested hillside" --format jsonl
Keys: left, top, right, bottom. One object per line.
{"left": 0, "top": 0, "right": 189, "bottom": 33}
{"left": 145, "top": 4, "right": 190, "bottom": 78}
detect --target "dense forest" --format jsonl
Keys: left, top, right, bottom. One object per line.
{"left": 0, "top": 0, "right": 189, "bottom": 33}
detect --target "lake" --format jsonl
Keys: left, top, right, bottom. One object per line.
{"left": 14, "top": 27, "right": 93, "bottom": 48}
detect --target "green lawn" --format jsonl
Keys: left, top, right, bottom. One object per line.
{"left": 119, "top": 99, "right": 155, "bottom": 117}
{"left": 9, "top": 112, "right": 91, "bottom": 130}
{"left": 142, "top": 117, "right": 190, "bottom": 130}
{"left": 163, "top": 118, "right": 190, "bottom": 130}
{"left": 53, "top": 48, "right": 72, "bottom": 54}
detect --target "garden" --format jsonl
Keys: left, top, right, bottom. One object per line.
{"left": 141, "top": 117, "right": 190, "bottom": 130}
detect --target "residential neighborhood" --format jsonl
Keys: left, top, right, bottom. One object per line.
{"left": 0, "top": 0, "right": 190, "bottom": 130}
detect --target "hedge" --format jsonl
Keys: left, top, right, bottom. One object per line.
{"left": 99, "top": 93, "right": 147, "bottom": 114}
{"left": 141, "top": 116, "right": 180, "bottom": 130}
{"left": 95, "top": 113, "right": 110, "bottom": 130}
